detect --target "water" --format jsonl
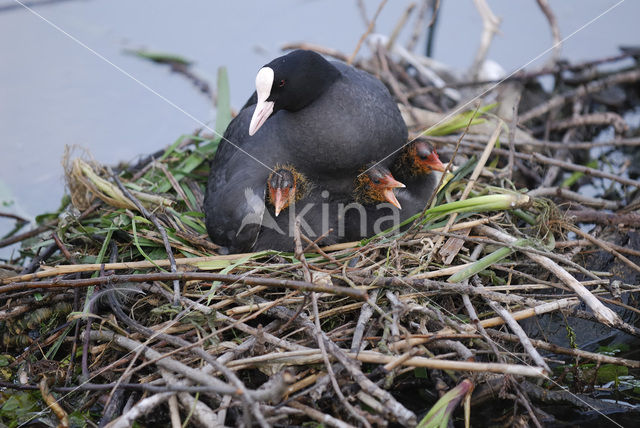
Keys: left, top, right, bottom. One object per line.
{"left": 1, "top": 0, "right": 638, "bottom": 249}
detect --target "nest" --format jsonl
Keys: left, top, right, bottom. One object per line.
{"left": 2, "top": 18, "right": 640, "bottom": 428}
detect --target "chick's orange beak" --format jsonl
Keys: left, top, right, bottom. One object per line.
{"left": 380, "top": 174, "right": 405, "bottom": 209}
{"left": 426, "top": 152, "right": 446, "bottom": 172}
{"left": 272, "top": 188, "right": 289, "bottom": 217}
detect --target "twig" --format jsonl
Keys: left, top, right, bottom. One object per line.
{"left": 469, "top": 0, "right": 501, "bottom": 80}
{"left": 546, "top": 112, "right": 628, "bottom": 135}
{"left": 528, "top": 188, "right": 619, "bottom": 210}
{"left": 311, "top": 291, "right": 372, "bottom": 427}
{"left": 535, "top": 0, "right": 561, "bottom": 66}
{"left": 520, "top": 68, "right": 640, "bottom": 123}
{"left": 110, "top": 169, "right": 181, "bottom": 304}
{"left": 473, "top": 277, "right": 551, "bottom": 373}
{"left": 475, "top": 225, "right": 621, "bottom": 326}
{"left": 348, "top": 0, "right": 388, "bottom": 65}
{"left": 386, "top": 2, "right": 416, "bottom": 50}
{"left": 1, "top": 271, "right": 368, "bottom": 300}
{"left": 564, "top": 224, "right": 640, "bottom": 274}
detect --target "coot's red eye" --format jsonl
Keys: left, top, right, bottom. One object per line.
{"left": 279, "top": 79, "right": 286, "bottom": 87}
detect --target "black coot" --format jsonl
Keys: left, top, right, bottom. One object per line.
{"left": 205, "top": 49, "right": 408, "bottom": 252}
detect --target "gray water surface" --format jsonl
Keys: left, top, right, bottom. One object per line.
{"left": 1, "top": 0, "right": 638, "bottom": 245}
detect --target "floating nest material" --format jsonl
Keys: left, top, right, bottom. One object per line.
{"left": 2, "top": 31, "right": 640, "bottom": 428}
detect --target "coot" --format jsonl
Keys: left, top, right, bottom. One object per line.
{"left": 205, "top": 49, "right": 408, "bottom": 251}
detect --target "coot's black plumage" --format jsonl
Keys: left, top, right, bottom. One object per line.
{"left": 205, "top": 50, "right": 408, "bottom": 252}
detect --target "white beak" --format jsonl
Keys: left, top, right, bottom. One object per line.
{"left": 249, "top": 67, "right": 275, "bottom": 136}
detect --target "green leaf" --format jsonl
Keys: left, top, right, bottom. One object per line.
{"left": 448, "top": 245, "right": 515, "bottom": 283}
{"left": 215, "top": 66, "right": 232, "bottom": 137}
{"left": 562, "top": 159, "right": 598, "bottom": 187}
{"left": 125, "top": 49, "right": 192, "bottom": 65}
{"left": 417, "top": 379, "right": 473, "bottom": 428}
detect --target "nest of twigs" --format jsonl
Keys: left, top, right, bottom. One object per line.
{"left": 2, "top": 33, "right": 640, "bottom": 427}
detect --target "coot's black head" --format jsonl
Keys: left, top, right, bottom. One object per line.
{"left": 249, "top": 50, "right": 341, "bottom": 136}
{"left": 267, "top": 165, "right": 309, "bottom": 216}
{"left": 354, "top": 164, "right": 405, "bottom": 209}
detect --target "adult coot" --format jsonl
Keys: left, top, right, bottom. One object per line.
{"left": 205, "top": 49, "right": 407, "bottom": 252}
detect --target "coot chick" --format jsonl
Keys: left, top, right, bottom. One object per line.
{"left": 253, "top": 165, "right": 340, "bottom": 252}
{"left": 391, "top": 140, "right": 446, "bottom": 219}
{"left": 345, "top": 165, "right": 406, "bottom": 240}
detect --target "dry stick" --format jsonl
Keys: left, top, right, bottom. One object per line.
{"left": 348, "top": 0, "right": 388, "bottom": 65}
{"left": 167, "top": 395, "right": 181, "bottom": 428}
{"left": 564, "top": 224, "right": 640, "bottom": 275}
{"left": 311, "top": 292, "right": 372, "bottom": 428}
{"left": 108, "top": 295, "right": 269, "bottom": 428}
{"left": 160, "top": 370, "right": 219, "bottom": 427}
{"left": 108, "top": 392, "right": 174, "bottom": 428}
{"left": 478, "top": 298, "right": 580, "bottom": 329}
{"left": 1, "top": 253, "right": 253, "bottom": 284}
{"left": 110, "top": 169, "right": 181, "bottom": 304}
{"left": 430, "top": 134, "right": 640, "bottom": 150}
{"left": 448, "top": 141, "right": 640, "bottom": 190}
{"left": 155, "top": 161, "right": 197, "bottom": 213}
{"left": 288, "top": 402, "right": 357, "bottom": 428}
{"left": 535, "top": 0, "right": 562, "bottom": 65}
{"left": 488, "top": 329, "right": 640, "bottom": 369}
{"left": 85, "top": 329, "right": 286, "bottom": 402}
{"left": 549, "top": 112, "right": 628, "bottom": 134}
{"left": 475, "top": 225, "right": 621, "bottom": 326}
{"left": 519, "top": 68, "right": 640, "bottom": 123}
{"left": 469, "top": 0, "right": 501, "bottom": 80}
{"left": 461, "top": 243, "right": 506, "bottom": 363}
{"left": 351, "top": 289, "right": 379, "bottom": 352}
{"left": 505, "top": 91, "right": 521, "bottom": 180}
{"left": 227, "top": 349, "right": 545, "bottom": 378}
{"left": 472, "top": 277, "right": 551, "bottom": 373}
{"left": 293, "top": 220, "right": 371, "bottom": 427}
{"left": 406, "top": 0, "right": 433, "bottom": 52}
{"left": 528, "top": 187, "right": 619, "bottom": 210}
{"left": 0, "top": 221, "right": 56, "bottom": 248}
{"left": 1, "top": 271, "right": 367, "bottom": 300}
{"left": 351, "top": 275, "right": 545, "bottom": 307}
{"left": 386, "top": 2, "right": 416, "bottom": 50}
{"left": 542, "top": 97, "right": 581, "bottom": 187}
{"left": 262, "top": 302, "right": 417, "bottom": 426}
{"left": 533, "top": 152, "right": 640, "bottom": 189}
{"left": 438, "top": 123, "right": 503, "bottom": 263}
{"left": 565, "top": 210, "right": 640, "bottom": 227}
